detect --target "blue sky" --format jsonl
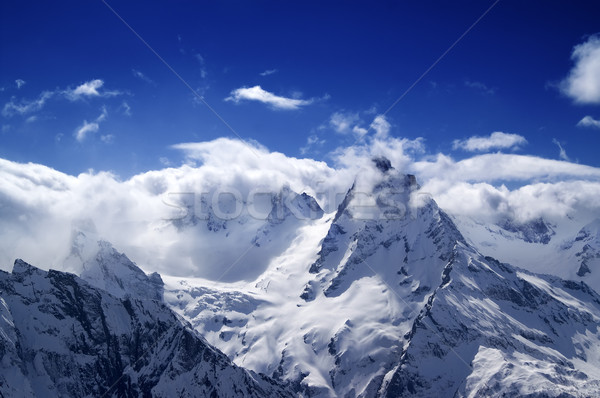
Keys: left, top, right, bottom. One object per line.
{"left": 1, "top": 0, "right": 600, "bottom": 177}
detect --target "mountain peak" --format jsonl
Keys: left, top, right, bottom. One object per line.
{"left": 12, "top": 258, "right": 37, "bottom": 274}
{"left": 372, "top": 156, "right": 393, "bottom": 173}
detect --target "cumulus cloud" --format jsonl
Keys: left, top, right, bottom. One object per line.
{"left": 74, "top": 107, "right": 107, "bottom": 142}
{"left": 225, "top": 85, "right": 313, "bottom": 110}
{"left": 577, "top": 115, "right": 600, "bottom": 129}
{"left": 453, "top": 131, "right": 527, "bottom": 152}
{"left": 559, "top": 34, "right": 600, "bottom": 104}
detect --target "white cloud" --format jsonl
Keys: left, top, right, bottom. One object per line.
{"left": 225, "top": 85, "right": 313, "bottom": 110}
{"left": 2, "top": 91, "right": 54, "bottom": 117}
{"left": 413, "top": 152, "right": 600, "bottom": 183}
{"left": 0, "top": 138, "right": 354, "bottom": 279}
{"left": 74, "top": 108, "right": 107, "bottom": 142}
{"left": 370, "top": 115, "right": 391, "bottom": 139}
{"left": 329, "top": 112, "right": 360, "bottom": 134}
{"left": 325, "top": 111, "right": 372, "bottom": 138}
{"left": 25, "top": 115, "right": 37, "bottom": 124}
{"left": 559, "top": 34, "right": 600, "bottom": 104}
{"left": 552, "top": 138, "right": 570, "bottom": 161}
{"left": 260, "top": 69, "right": 278, "bottom": 77}
{"left": 421, "top": 179, "right": 600, "bottom": 224}
{"left": 453, "top": 131, "right": 527, "bottom": 152}
{"left": 577, "top": 115, "right": 600, "bottom": 129}
{"left": 74, "top": 121, "right": 100, "bottom": 142}
{"left": 2, "top": 79, "right": 123, "bottom": 118}
{"left": 2, "top": 118, "right": 600, "bottom": 280}
{"left": 15, "top": 79, "right": 26, "bottom": 89}
{"left": 65, "top": 79, "right": 122, "bottom": 101}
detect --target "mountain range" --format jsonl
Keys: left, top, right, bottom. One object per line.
{"left": 2, "top": 158, "right": 600, "bottom": 397}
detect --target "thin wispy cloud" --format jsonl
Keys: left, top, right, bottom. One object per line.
{"left": 300, "top": 134, "right": 326, "bottom": 155}
{"left": 120, "top": 101, "right": 132, "bottom": 116}
{"left": 15, "top": 79, "right": 26, "bottom": 89}
{"left": 259, "top": 69, "right": 278, "bottom": 77}
{"left": 225, "top": 85, "right": 314, "bottom": 110}
{"left": 577, "top": 115, "right": 600, "bottom": 129}
{"left": 132, "top": 69, "right": 154, "bottom": 84}
{"left": 2, "top": 79, "right": 123, "bottom": 118}
{"left": 453, "top": 131, "right": 527, "bottom": 152}
{"left": 74, "top": 107, "right": 107, "bottom": 142}
{"left": 195, "top": 53, "right": 207, "bottom": 79}
{"left": 2, "top": 91, "right": 54, "bottom": 117}
{"left": 464, "top": 80, "right": 495, "bottom": 94}
{"left": 559, "top": 34, "right": 600, "bottom": 104}
{"left": 100, "top": 134, "right": 115, "bottom": 144}
{"left": 552, "top": 138, "right": 570, "bottom": 162}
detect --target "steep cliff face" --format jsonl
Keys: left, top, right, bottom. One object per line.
{"left": 0, "top": 259, "right": 292, "bottom": 397}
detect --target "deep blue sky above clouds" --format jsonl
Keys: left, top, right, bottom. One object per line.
{"left": 1, "top": 0, "right": 600, "bottom": 177}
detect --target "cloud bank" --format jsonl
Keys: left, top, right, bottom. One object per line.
{"left": 1, "top": 131, "right": 599, "bottom": 280}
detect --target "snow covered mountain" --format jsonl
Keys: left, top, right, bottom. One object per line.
{"left": 161, "top": 184, "right": 325, "bottom": 282}
{"left": 0, "top": 259, "right": 292, "bottom": 397}
{"left": 453, "top": 214, "right": 600, "bottom": 293}
{"left": 162, "top": 159, "right": 600, "bottom": 397}
{"left": 3, "top": 157, "right": 600, "bottom": 397}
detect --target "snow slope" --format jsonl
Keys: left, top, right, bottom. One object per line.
{"left": 453, "top": 214, "right": 600, "bottom": 293}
